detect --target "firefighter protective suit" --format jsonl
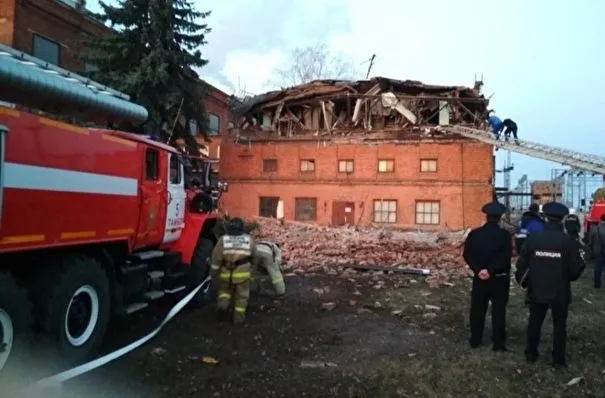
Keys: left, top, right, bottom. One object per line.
{"left": 210, "top": 218, "right": 256, "bottom": 323}
{"left": 252, "top": 241, "right": 285, "bottom": 296}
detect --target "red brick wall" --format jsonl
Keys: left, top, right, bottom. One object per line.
{"left": 3, "top": 0, "right": 232, "bottom": 154}
{"left": 218, "top": 139, "right": 494, "bottom": 230}
{"left": 195, "top": 83, "right": 230, "bottom": 161}
{"left": 6, "top": 0, "right": 110, "bottom": 72}
{"left": 531, "top": 180, "right": 562, "bottom": 204}
{"left": 0, "top": 0, "right": 16, "bottom": 45}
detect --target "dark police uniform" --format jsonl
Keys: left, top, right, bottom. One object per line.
{"left": 463, "top": 201, "right": 513, "bottom": 350}
{"left": 515, "top": 202, "right": 585, "bottom": 367}
{"left": 564, "top": 214, "right": 581, "bottom": 241}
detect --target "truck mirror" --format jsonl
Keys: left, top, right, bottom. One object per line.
{"left": 219, "top": 181, "right": 229, "bottom": 193}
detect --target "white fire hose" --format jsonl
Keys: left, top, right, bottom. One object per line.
{"left": 23, "top": 277, "right": 212, "bottom": 395}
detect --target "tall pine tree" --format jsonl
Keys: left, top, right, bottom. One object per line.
{"left": 81, "top": 0, "right": 211, "bottom": 153}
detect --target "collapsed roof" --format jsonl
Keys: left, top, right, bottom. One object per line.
{"left": 233, "top": 76, "right": 489, "bottom": 138}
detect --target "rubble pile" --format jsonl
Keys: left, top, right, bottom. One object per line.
{"left": 252, "top": 218, "right": 471, "bottom": 286}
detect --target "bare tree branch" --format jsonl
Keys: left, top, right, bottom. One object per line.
{"left": 268, "top": 43, "right": 359, "bottom": 89}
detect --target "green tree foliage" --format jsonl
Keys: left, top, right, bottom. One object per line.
{"left": 81, "top": 0, "right": 212, "bottom": 153}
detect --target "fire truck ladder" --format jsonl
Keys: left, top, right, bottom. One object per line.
{"left": 443, "top": 126, "right": 605, "bottom": 175}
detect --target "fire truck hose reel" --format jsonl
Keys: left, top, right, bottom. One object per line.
{"left": 23, "top": 276, "right": 212, "bottom": 395}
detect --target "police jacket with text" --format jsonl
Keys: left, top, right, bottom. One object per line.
{"left": 463, "top": 220, "right": 513, "bottom": 276}
{"left": 515, "top": 222, "right": 585, "bottom": 304}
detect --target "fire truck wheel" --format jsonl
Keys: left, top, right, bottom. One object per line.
{"left": 187, "top": 238, "right": 214, "bottom": 308}
{"left": 0, "top": 272, "right": 32, "bottom": 378}
{"left": 31, "top": 254, "right": 111, "bottom": 365}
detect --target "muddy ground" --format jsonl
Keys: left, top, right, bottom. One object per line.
{"left": 15, "top": 266, "right": 605, "bottom": 397}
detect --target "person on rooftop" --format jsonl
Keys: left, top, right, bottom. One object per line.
{"left": 502, "top": 118, "right": 520, "bottom": 145}
{"left": 486, "top": 112, "right": 504, "bottom": 140}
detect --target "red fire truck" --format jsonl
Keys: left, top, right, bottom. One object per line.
{"left": 584, "top": 199, "right": 605, "bottom": 243}
{"left": 0, "top": 44, "right": 222, "bottom": 374}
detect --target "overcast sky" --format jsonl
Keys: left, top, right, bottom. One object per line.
{"left": 87, "top": 0, "right": 605, "bottom": 196}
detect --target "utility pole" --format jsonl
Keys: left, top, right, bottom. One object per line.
{"left": 503, "top": 150, "right": 514, "bottom": 221}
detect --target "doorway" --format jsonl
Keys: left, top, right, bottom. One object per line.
{"left": 332, "top": 201, "right": 355, "bottom": 226}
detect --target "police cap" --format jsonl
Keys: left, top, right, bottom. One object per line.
{"left": 529, "top": 203, "right": 539, "bottom": 212}
{"left": 542, "top": 202, "right": 569, "bottom": 219}
{"left": 481, "top": 201, "right": 506, "bottom": 216}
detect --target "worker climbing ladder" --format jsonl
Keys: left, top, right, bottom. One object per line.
{"left": 442, "top": 126, "right": 605, "bottom": 175}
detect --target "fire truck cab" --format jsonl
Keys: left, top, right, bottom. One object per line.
{"left": 0, "top": 44, "right": 222, "bottom": 376}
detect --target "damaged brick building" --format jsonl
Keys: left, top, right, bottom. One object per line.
{"left": 219, "top": 77, "right": 494, "bottom": 230}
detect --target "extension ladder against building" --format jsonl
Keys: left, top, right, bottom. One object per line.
{"left": 442, "top": 126, "right": 605, "bottom": 175}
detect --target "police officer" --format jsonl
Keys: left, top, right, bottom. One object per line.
{"left": 515, "top": 203, "right": 545, "bottom": 255}
{"left": 252, "top": 240, "right": 286, "bottom": 296}
{"left": 463, "top": 201, "right": 513, "bottom": 351}
{"left": 210, "top": 217, "right": 256, "bottom": 323}
{"left": 515, "top": 202, "right": 585, "bottom": 367}
{"left": 564, "top": 214, "right": 582, "bottom": 241}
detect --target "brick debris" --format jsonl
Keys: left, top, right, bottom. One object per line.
{"left": 251, "top": 217, "right": 472, "bottom": 287}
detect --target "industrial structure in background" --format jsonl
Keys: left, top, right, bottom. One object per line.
{"left": 531, "top": 180, "right": 563, "bottom": 205}
{"left": 506, "top": 168, "right": 604, "bottom": 213}
{"left": 442, "top": 125, "right": 605, "bottom": 224}
{"left": 493, "top": 150, "right": 517, "bottom": 219}
{"left": 0, "top": 0, "right": 233, "bottom": 160}
{"left": 550, "top": 168, "right": 604, "bottom": 210}
{"left": 220, "top": 77, "right": 494, "bottom": 231}
{"left": 510, "top": 174, "right": 531, "bottom": 211}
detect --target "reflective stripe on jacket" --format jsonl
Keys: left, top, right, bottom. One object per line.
{"left": 211, "top": 233, "right": 255, "bottom": 277}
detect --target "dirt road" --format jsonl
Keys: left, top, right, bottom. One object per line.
{"left": 43, "top": 274, "right": 445, "bottom": 397}
{"left": 20, "top": 268, "right": 605, "bottom": 397}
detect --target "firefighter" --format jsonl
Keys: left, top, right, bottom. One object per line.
{"left": 210, "top": 217, "right": 256, "bottom": 323}
{"left": 463, "top": 201, "right": 513, "bottom": 351}
{"left": 515, "top": 202, "right": 585, "bottom": 368}
{"left": 252, "top": 241, "right": 286, "bottom": 296}
{"left": 515, "top": 203, "right": 545, "bottom": 254}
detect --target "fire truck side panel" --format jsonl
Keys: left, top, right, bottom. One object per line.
{"left": 168, "top": 211, "right": 212, "bottom": 265}
{"left": 0, "top": 110, "right": 142, "bottom": 253}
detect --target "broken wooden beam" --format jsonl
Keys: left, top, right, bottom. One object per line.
{"left": 272, "top": 101, "right": 285, "bottom": 133}
{"left": 320, "top": 100, "right": 331, "bottom": 133}
{"left": 343, "top": 264, "right": 431, "bottom": 276}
